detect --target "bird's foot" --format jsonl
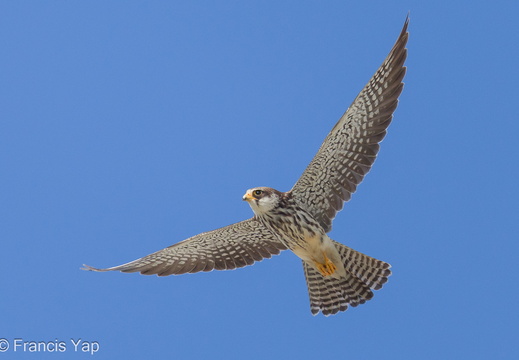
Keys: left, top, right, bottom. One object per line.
{"left": 315, "top": 254, "right": 337, "bottom": 277}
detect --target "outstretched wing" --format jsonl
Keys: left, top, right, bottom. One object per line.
{"left": 290, "top": 17, "right": 409, "bottom": 232}
{"left": 82, "top": 218, "right": 287, "bottom": 276}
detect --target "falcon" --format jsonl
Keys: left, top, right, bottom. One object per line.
{"left": 83, "top": 18, "right": 409, "bottom": 316}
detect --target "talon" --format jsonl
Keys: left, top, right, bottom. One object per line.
{"left": 315, "top": 253, "right": 337, "bottom": 277}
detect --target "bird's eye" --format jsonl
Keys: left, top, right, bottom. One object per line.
{"left": 253, "top": 189, "right": 263, "bottom": 197}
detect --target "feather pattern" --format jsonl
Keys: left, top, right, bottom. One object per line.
{"left": 303, "top": 241, "right": 391, "bottom": 316}
{"left": 83, "top": 218, "right": 287, "bottom": 276}
{"left": 291, "top": 17, "right": 409, "bottom": 232}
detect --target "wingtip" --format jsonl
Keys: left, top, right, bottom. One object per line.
{"left": 401, "top": 14, "right": 410, "bottom": 37}
{"left": 81, "top": 264, "right": 105, "bottom": 272}
{"left": 396, "top": 13, "right": 410, "bottom": 42}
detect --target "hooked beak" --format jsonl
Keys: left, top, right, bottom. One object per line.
{"left": 243, "top": 191, "right": 254, "bottom": 202}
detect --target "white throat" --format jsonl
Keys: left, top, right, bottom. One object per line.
{"left": 248, "top": 193, "right": 279, "bottom": 215}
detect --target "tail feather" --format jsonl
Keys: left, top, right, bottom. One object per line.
{"left": 303, "top": 242, "right": 391, "bottom": 316}
{"left": 304, "top": 263, "right": 348, "bottom": 315}
{"left": 333, "top": 240, "right": 391, "bottom": 290}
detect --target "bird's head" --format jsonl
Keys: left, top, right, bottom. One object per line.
{"left": 243, "top": 187, "right": 281, "bottom": 215}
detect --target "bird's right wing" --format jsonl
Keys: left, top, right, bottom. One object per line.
{"left": 82, "top": 218, "right": 287, "bottom": 276}
{"left": 290, "top": 17, "right": 409, "bottom": 233}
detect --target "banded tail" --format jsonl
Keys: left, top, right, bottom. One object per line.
{"left": 303, "top": 241, "right": 391, "bottom": 316}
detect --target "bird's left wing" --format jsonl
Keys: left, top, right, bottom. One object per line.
{"left": 290, "top": 18, "right": 409, "bottom": 232}
{"left": 82, "top": 218, "right": 287, "bottom": 276}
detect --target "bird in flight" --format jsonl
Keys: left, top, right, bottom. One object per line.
{"left": 83, "top": 18, "right": 408, "bottom": 316}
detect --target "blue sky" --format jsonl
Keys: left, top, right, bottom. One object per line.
{"left": 1, "top": 1, "right": 518, "bottom": 359}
